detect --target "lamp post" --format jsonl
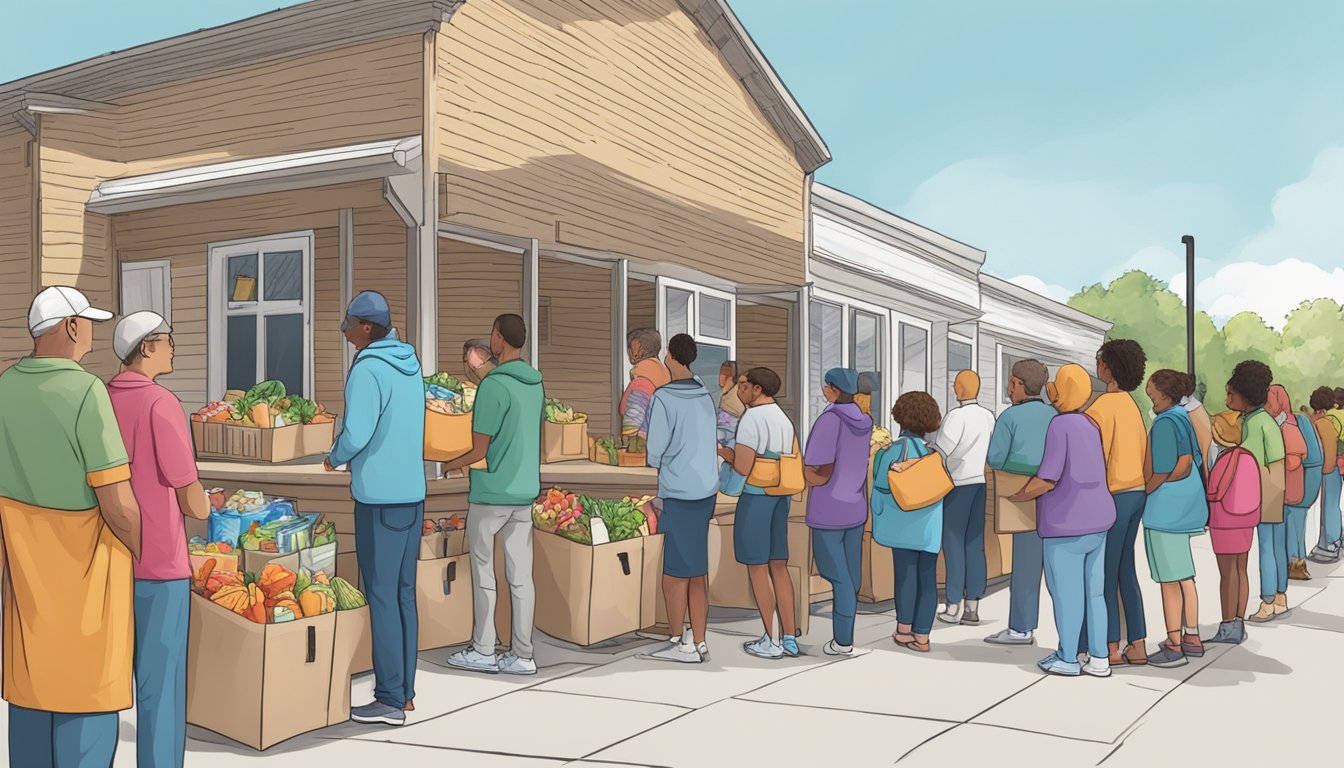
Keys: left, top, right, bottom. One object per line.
{"left": 1182, "top": 235, "right": 1195, "bottom": 379}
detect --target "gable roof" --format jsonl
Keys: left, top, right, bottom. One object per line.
{"left": 1, "top": 0, "right": 829, "bottom": 173}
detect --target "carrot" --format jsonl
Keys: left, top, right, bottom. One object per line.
{"left": 249, "top": 402, "right": 270, "bottom": 428}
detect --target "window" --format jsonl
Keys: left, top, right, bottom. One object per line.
{"left": 209, "top": 234, "right": 313, "bottom": 400}
{"left": 808, "top": 299, "right": 844, "bottom": 425}
{"left": 121, "top": 260, "right": 171, "bottom": 321}
{"left": 948, "top": 338, "right": 974, "bottom": 404}
{"left": 656, "top": 277, "right": 735, "bottom": 387}
{"left": 900, "top": 323, "right": 928, "bottom": 395}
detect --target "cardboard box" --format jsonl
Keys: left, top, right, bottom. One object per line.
{"left": 705, "top": 515, "right": 809, "bottom": 635}
{"left": 419, "top": 530, "right": 466, "bottom": 561}
{"left": 640, "top": 533, "right": 668, "bottom": 632}
{"left": 990, "top": 470, "right": 1037, "bottom": 534}
{"left": 328, "top": 606, "right": 372, "bottom": 724}
{"left": 191, "top": 420, "right": 336, "bottom": 464}
{"left": 190, "top": 552, "right": 239, "bottom": 576}
{"left": 300, "top": 542, "right": 337, "bottom": 577}
{"left": 542, "top": 421, "right": 589, "bottom": 463}
{"left": 241, "top": 550, "right": 300, "bottom": 576}
{"left": 857, "top": 533, "right": 894, "bottom": 603}
{"left": 416, "top": 531, "right": 471, "bottom": 651}
{"left": 186, "top": 594, "right": 335, "bottom": 750}
{"left": 423, "top": 410, "right": 473, "bottom": 463}
{"left": 533, "top": 530, "right": 646, "bottom": 646}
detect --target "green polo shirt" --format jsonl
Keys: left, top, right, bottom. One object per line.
{"left": 1241, "top": 407, "right": 1286, "bottom": 468}
{"left": 0, "top": 357, "right": 130, "bottom": 510}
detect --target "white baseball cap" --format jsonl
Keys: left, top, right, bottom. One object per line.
{"left": 114, "top": 311, "right": 172, "bottom": 363}
{"left": 28, "top": 286, "right": 114, "bottom": 337}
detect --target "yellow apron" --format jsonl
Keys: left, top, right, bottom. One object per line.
{"left": 1, "top": 497, "right": 133, "bottom": 713}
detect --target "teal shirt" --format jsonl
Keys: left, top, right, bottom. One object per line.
{"left": 1144, "top": 407, "right": 1209, "bottom": 533}
{"left": 469, "top": 360, "right": 544, "bottom": 507}
{"left": 986, "top": 399, "right": 1057, "bottom": 476}
{"left": 869, "top": 434, "right": 943, "bottom": 553}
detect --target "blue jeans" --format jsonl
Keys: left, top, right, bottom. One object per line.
{"left": 134, "top": 579, "right": 189, "bottom": 768}
{"left": 1044, "top": 532, "right": 1108, "bottom": 661}
{"left": 1257, "top": 522, "right": 1288, "bottom": 600}
{"left": 354, "top": 501, "right": 422, "bottom": 709}
{"left": 1008, "top": 530, "right": 1044, "bottom": 633}
{"left": 9, "top": 705, "right": 118, "bottom": 768}
{"left": 1081, "top": 491, "right": 1146, "bottom": 647}
{"left": 1287, "top": 506, "right": 1309, "bottom": 562}
{"left": 812, "top": 526, "right": 863, "bottom": 646}
{"left": 941, "top": 483, "right": 987, "bottom": 603}
{"left": 1319, "top": 470, "right": 1342, "bottom": 550}
{"left": 892, "top": 548, "right": 939, "bottom": 635}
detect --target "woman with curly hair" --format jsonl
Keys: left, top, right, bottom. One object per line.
{"left": 871, "top": 391, "right": 944, "bottom": 653}
{"left": 1307, "top": 387, "right": 1343, "bottom": 563}
{"left": 1009, "top": 364, "right": 1116, "bottom": 677}
{"left": 1140, "top": 370, "right": 1208, "bottom": 668}
{"left": 1082, "top": 339, "right": 1150, "bottom": 666}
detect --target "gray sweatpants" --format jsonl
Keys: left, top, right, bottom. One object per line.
{"left": 467, "top": 503, "right": 535, "bottom": 659}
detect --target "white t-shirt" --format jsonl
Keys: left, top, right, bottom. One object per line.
{"left": 933, "top": 401, "right": 997, "bottom": 486}
{"left": 736, "top": 402, "right": 795, "bottom": 457}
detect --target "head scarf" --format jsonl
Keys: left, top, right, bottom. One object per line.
{"left": 1047, "top": 364, "right": 1092, "bottom": 413}
{"left": 1266, "top": 384, "right": 1292, "bottom": 427}
{"left": 1212, "top": 410, "right": 1243, "bottom": 448}
{"left": 953, "top": 370, "right": 980, "bottom": 401}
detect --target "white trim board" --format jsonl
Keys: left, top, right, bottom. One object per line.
{"left": 88, "top": 136, "right": 421, "bottom": 214}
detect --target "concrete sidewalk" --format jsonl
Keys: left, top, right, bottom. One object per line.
{"left": 4, "top": 500, "right": 1342, "bottom": 766}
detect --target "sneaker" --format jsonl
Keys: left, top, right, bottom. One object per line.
{"left": 985, "top": 629, "right": 1035, "bottom": 646}
{"left": 1310, "top": 545, "right": 1339, "bottom": 562}
{"left": 697, "top": 641, "right": 711, "bottom": 662}
{"left": 962, "top": 606, "right": 981, "bottom": 625}
{"left": 351, "top": 701, "right": 406, "bottom": 727}
{"left": 446, "top": 647, "right": 500, "bottom": 674}
{"left": 1037, "top": 652, "right": 1081, "bottom": 677}
{"left": 743, "top": 634, "right": 783, "bottom": 659}
{"left": 937, "top": 604, "right": 963, "bottom": 625}
{"left": 498, "top": 653, "right": 537, "bottom": 676}
{"left": 1272, "top": 595, "right": 1290, "bottom": 619}
{"left": 781, "top": 635, "right": 801, "bottom": 658}
{"left": 823, "top": 640, "right": 854, "bottom": 656}
{"left": 1082, "top": 657, "right": 1112, "bottom": 678}
{"left": 1076, "top": 652, "right": 1091, "bottom": 665}
{"left": 646, "top": 643, "right": 703, "bottom": 664}
{"left": 1181, "top": 634, "right": 1205, "bottom": 658}
{"left": 1233, "top": 618, "right": 1248, "bottom": 643}
{"left": 1205, "top": 621, "right": 1239, "bottom": 645}
{"left": 1121, "top": 643, "right": 1148, "bottom": 666}
{"left": 1148, "top": 642, "right": 1189, "bottom": 669}
{"left": 1248, "top": 602, "right": 1276, "bottom": 624}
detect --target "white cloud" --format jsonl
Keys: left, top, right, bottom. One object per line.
{"left": 1171, "top": 259, "right": 1344, "bottom": 330}
{"left": 1005, "top": 274, "right": 1073, "bottom": 303}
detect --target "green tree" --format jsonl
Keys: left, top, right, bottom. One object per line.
{"left": 1275, "top": 299, "right": 1344, "bottom": 410}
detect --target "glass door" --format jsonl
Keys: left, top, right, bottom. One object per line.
{"left": 655, "top": 276, "right": 735, "bottom": 386}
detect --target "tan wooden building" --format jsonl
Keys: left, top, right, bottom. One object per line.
{"left": 0, "top": 0, "right": 828, "bottom": 439}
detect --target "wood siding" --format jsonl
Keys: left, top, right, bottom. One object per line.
{"left": 435, "top": 239, "right": 522, "bottom": 375}
{"left": 0, "top": 126, "right": 33, "bottom": 368}
{"left": 435, "top": 0, "right": 807, "bottom": 285}
{"left": 540, "top": 256, "right": 614, "bottom": 437}
{"left": 113, "top": 180, "right": 405, "bottom": 412}
{"left": 737, "top": 301, "right": 792, "bottom": 415}
{"left": 627, "top": 279, "right": 656, "bottom": 333}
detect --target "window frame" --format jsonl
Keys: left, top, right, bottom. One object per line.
{"left": 655, "top": 275, "right": 737, "bottom": 360}
{"left": 207, "top": 231, "right": 315, "bottom": 402}
{"left": 120, "top": 259, "right": 172, "bottom": 323}
{"left": 892, "top": 309, "right": 933, "bottom": 399}
{"left": 811, "top": 287, "right": 891, "bottom": 429}
{"left": 947, "top": 332, "right": 976, "bottom": 405}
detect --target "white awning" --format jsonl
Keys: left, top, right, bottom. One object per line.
{"left": 87, "top": 135, "right": 421, "bottom": 213}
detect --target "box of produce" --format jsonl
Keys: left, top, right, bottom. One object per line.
{"left": 542, "top": 398, "right": 589, "bottom": 464}
{"left": 188, "top": 538, "right": 238, "bottom": 574}
{"left": 417, "top": 531, "right": 512, "bottom": 651}
{"left": 419, "top": 515, "right": 466, "bottom": 561}
{"left": 329, "top": 605, "right": 371, "bottom": 723}
{"left": 207, "top": 492, "right": 295, "bottom": 547}
{"left": 191, "top": 381, "right": 336, "bottom": 463}
{"left": 423, "top": 373, "right": 476, "bottom": 463}
{"left": 186, "top": 561, "right": 365, "bottom": 749}
{"left": 297, "top": 517, "right": 338, "bottom": 576}
{"left": 589, "top": 436, "right": 648, "bottom": 468}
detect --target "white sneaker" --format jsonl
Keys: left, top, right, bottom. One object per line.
{"left": 937, "top": 604, "right": 963, "bottom": 624}
{"left": 647, "top": 643, "right": 703, "bottom": 664}
{"left": 823, "top": 640, "right": 854, "bottom": 656}
{"left": 1077, "top": 652, "right": 1091, "bottom": 665}
{"left": 743, "top": 634, "right": 783, "bottom": 659}
{"left": 498, "top": 653, "right": 537, "bottom": 676}
{"left": 1083, "top": 657, "right": 1112, "bottom": 678}
{"left": 446, "top": 647, "right": 500, "bottom": 674}
{"left": 697, "top": 641, "right": 710, "bottom": 661}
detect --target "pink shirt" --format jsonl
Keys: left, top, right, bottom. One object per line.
{"left": 107, "top": 372, "right": 198, "bottom": 581}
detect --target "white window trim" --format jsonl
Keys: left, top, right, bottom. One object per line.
{"left": 947, "top": 332, "right": 977, "bottom": 404}
{"left": 120, "top": 259, "right": 172, "bottom": 323}
{"left": 655, "top": 276, "right": 736, "bottom": 358}
{"left": 207, "top": 231, "right": 315, "bottom": 402}
{"left": 892, "top": 309, "right": 933, "bottom": 397}
{"left": 810, "top": 288, "right": 891, "bottom": 429}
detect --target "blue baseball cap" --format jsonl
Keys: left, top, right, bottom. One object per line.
{"left": 344, "top": 291, "right": 391, "bottom": 329}
{"left": 824, "top": 367, "right": 860, "bottom": 395}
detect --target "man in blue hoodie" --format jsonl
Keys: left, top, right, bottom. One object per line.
{"left": 444, "top": 314, "right": 545, "bottom": 677}
{"left": 983, "top": 358, "right": 1056, "bottom": 647}
{"left": 641, "top": 334, "right": 719, "bottom": 664}
{"left": 325, "top": 291, "right": 426, "bottom": 726}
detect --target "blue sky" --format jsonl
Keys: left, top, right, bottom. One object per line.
{"left": 5, "top": 1, "right": 1343, "bottom": 326}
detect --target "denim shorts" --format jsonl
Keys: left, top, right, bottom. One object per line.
{"left": 660, "top": 496, "right": 716, "bottom": 578}
{"left": 734, "top": 494, "right": 791, "bottom": 565}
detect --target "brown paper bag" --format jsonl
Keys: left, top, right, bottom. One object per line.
{"left": 1261, "top": 463, "right": 1286, "bottom": 524}
{"left": 992, "top": 469, "right": 1037, "bottom": 534}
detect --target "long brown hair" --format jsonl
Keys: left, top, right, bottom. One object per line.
{"left": 1149, "top": 369, "right": 1195, "bottom": 406}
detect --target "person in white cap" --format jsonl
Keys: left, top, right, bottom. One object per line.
{"left": 107, "top": 311, "right": 210, "bottom": 768}
{"left": 0, "top": 286, "right": 141, "bottom": 768}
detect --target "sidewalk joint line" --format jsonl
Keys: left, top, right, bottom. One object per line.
{"left": 730, "top": 695, "right": 962, "bottom": 725}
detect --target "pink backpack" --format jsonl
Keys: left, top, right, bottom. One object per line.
{"left": 1207, "top": 446, "right": 1261, "bottom": 528}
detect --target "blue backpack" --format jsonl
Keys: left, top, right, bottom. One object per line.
{"left": 1298, "top": 413, "right": 1325, "bottom": 469}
